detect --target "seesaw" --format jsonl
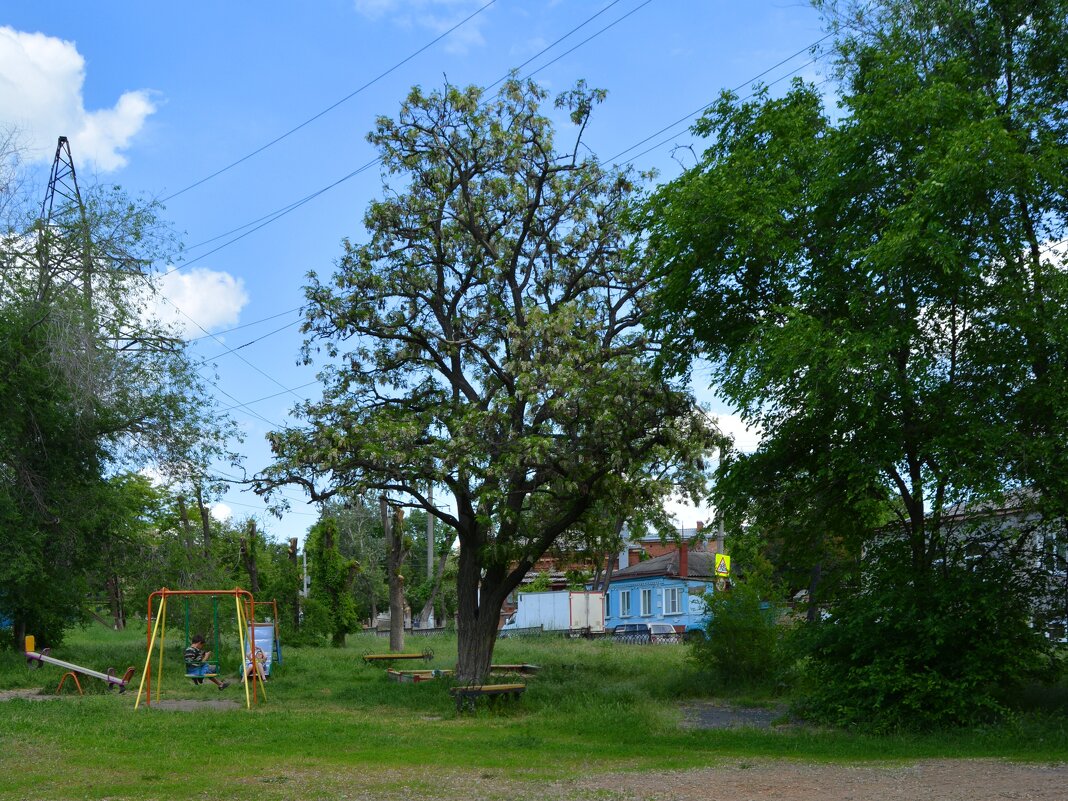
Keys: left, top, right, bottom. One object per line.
{"left": 24, "top": 636, "right": 135, "bottom": 694}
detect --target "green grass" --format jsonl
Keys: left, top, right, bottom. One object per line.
{"left": 0, "top": 624, "right": 1065, "bottom": 800}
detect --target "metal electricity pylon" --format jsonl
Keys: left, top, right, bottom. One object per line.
{"left": 36, "top": 136, "right": 93, "bottom": 302}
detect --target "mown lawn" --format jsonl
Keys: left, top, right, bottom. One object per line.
{"left": 0, "top": 624, "right": 1065, "bottom": 800}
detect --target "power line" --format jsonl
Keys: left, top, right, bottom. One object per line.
{"left": 157, "top": 292, "right": 308, "bottom": 405}
{"left": 160, "top": 0, "right": 501, "bottom": 204}
{"left": 164, "top": 0, "right": 659, "bottom": 278}
{"left": 610, "top": 33, "right": 835, "bottom": 165}
{"left": 611, "top": 62, "right": 835, "bottom": 167}
{"left": 159, "top": 159, "right": 381, "bottom": 277}
{"left": 483, "top": 0, "right": 630, "bottom": 93}
{"left": 195, "top": 317, "right": 301, "bottom": 366}
{"left": 218, "top": 496, "right": 321, "bottom": 517}
{"left": 161, "top": 16, "right": 832, "bottom": 431}
{"left": 185, "top": 306, "right": 302, "bottom": 342}
{"left": 216, "top": 380, "right": 321, "bottom": 413}
{"left": 499, "top": 0, "right": 655, "bottom": 89}
{"left": 201, "top": 373, "right": 281, "bottom": 429}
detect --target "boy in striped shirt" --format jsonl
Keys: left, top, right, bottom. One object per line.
{"left": 185, "top": 634, "right": 230, "bottom": 689}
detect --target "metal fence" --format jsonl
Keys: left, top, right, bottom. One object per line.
{"left": 497, "top": 625, "right": 545, "bottom": 638}
{"left": 373, "top": 626, "right": 448, "bottom": 637}
{"left": 610, "top": 632, "right": 682, "bottom": 645}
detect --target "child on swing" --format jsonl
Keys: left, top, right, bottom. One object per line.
{"left": 184, "top": 633, "right": 230, "bottom": 690}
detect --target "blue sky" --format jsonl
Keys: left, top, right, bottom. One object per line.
{"left": 1, "top": 0, "right": 830, "bottom": 543}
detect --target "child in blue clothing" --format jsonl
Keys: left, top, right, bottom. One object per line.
{"left": 184, "top": 634, "right": 230, "bottom": 689}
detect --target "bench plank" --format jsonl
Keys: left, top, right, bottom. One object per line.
{"left": 449, "top": 682, "right": 526, "bottom": 712}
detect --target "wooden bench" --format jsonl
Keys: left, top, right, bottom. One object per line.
{"left": 362, "top": 649, "right": 434, "bottom": 666}
{"left": 449, "top": 683, "right": 526, "bottom": 712}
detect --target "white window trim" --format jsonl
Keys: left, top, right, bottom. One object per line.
{"left": 640, "top": 588, "right": 652, "bottom": 617}
{"left": 664, "top": 586, "right": 683, "bottom": 616}
{"left": 619, "top": 590, "right": 631, "bottom": 618}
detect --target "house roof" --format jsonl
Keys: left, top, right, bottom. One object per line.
{"left": 612, "top": 550, "right": 717, "bottom": 581}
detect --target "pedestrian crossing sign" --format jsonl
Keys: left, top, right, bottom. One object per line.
{"left": 715, "top": 554, "right": 731, "bottom": 577}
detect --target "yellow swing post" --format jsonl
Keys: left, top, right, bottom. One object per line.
{"left": 235, "top": 595, "right": 252, "bottom": 709}
{"left": 134, "top": 594, "right": 166, "bottom": 709}
{"left": 238, "top": 595, "right": 267, "bottom": 705}
{"left": 155, "top": 594, "right": 168, "bottom": 702}
{"left": 247, "top": 598, "right": 268, "bottom": 702}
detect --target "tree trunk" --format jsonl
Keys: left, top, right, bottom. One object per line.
{"left": 454, "top": 539, "right": 507, "bottom": 684}
{"left": 455, "top": 603, "right": 500, "bottom": 685}
{"left": 601, "top": 553, "right": 617, "bottom": 594}
{"left": 806, "top": 561, "right": 822, "bottom": 624}
{"left": 240, "top": 520, "right": 260, "bottom": 594}
{"left": 195, "top": 485, "right": 212, "bottom": 558}
{"left": 106, "top": 573, "right": 125, "bottom": 630}
{"left": 176, "top": 495, "right": 194, "bottom": 554}
{"left": 383, "top": 497, "right": 409, "bottom": 652}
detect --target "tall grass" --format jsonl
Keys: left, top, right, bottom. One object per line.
{"left": 0, "top": 623, "right": 1065, "bottom": 800}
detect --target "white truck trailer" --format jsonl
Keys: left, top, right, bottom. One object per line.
{"left": 501, "top": 590, "right": 605, "bottom": 635}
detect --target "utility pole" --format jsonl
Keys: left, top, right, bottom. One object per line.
{"left": 426, "top": 483, "right": 435, "bottom": 627}
{"left": 426, "top": 484, "right": 434, "bottom": 580}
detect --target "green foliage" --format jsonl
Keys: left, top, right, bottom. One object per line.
{"left": 690, "top": 582, "right": 789, "bottom": 693}
{"left": 305, "top": 518, "right": 359, "bottom": 647}
{"left": 258, "top": 77, "right": 717, "bottom": 680}
{"left": 640, "top": 0, "right": 1068, "bottom": 728}
{"left": 642, "top": 0, "right": 1068, "bottom": 573}
{"left": 525, "top": 574, "right": 552, "bottom": 593}
{"left": 565, "top": 570, "right": 591, "bottom": 591}
{"left": 798, "top": 540, "right": 1060, "bottom": 731}
{"left": 0, "top": 137, "right": 237, "bottom": 647}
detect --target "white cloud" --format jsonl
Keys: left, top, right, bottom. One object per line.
{"left": 210, "top": 502, "right": 233, "bottom": 522}
{"left": 715, "top": 413, "right": 762, "bottom": 454}
{"left": 0, "top": 26, "right": 155, "bottom": 172}
{"left": 138, "top": 465, "right": 167, "bottom": 487}
{"left": 353, "top": 0, "right": 489, "bottom": 54}
{"left": 146, "top": 268, "right": 250, "bottom": 339}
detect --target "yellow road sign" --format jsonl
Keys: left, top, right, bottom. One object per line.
{"left": 714, "top": 554, "right": 731, "bottom": 577}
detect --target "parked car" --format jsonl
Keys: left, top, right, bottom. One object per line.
{"left": 612, "top": 622, "right": 679, "bottom": 643}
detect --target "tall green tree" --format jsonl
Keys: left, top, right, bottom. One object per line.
{"left": 303, "top": 517, "right": 360, "bottom": 647}
{"left": 639, "top": 0, "right": 1067, "bottom": 723}
{"left": 258, "top": 79, "right": 715, "bottom": 682}
{"left": 0, "top": 138, "right": 237, "bottom": 647}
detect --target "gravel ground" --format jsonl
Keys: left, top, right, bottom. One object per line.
{"left": 680, "top": 700, "right": 792, "bottom": 729}
{"left": 228, "top": 762, "right": 1068, "bottom": 801}
{"left": 554, "top": 761, "right": 1068, "bottom": 801}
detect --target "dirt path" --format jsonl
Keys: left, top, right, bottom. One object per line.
{"left": 557, "top": 761, "right": 1068, "bottom": 801}
{"left": 231, "top": 761, "right": 1068, "bottom": 801}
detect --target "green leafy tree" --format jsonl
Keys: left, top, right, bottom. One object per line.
{"left": 640, "top": 0, "right": 1068, "bottom": 724}
{"left": 257, "top": 79, "right": 715, "bottom": 682}
{"left": 0, "top": 137, "right": 237, "bottom": 647}
{"left": 304, "top": 517, "right": 360, "bottom": 647}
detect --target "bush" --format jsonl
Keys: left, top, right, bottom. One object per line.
{"left": 689, "top": 581, "right": 790, "bottom": 693}
{"left": 796, "top": 540, "right": 1060, "bottom": 731}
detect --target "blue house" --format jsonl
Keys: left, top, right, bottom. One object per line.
{"left": 603, "top": 548, "right": 718, "bottom": 633}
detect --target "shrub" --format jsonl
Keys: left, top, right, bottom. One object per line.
{"left": 796, "top": 540, "right": 1059, "bottom": 731}
{"left": 689, "top": 581, "right": 789, "bottom": 693}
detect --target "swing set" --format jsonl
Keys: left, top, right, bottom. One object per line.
{"left": 134, "top": 588, "right": 267, "bottom": 710}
